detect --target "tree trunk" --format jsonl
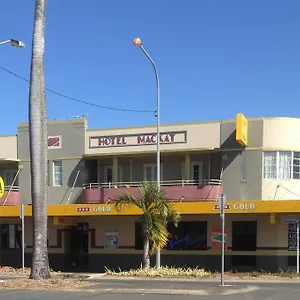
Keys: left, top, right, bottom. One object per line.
{"left": 29, "top": 0, "right": 50, "bottom": 280}
{"left": 143, "top": 234, "right": 150, "bottom": 269}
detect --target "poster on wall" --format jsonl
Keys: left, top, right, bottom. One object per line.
{"left": 288, "top": 223, "right": 299, "bottom": 251}
{"left": 104, "top": 228, "right": 119, "bottom": 249}
{"left": 211, "top": 227, "right": 227, "bottom": 250}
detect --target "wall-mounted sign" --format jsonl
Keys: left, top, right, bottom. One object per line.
{"left": 104, "top": 228, "right": 119, "bottom": 249}
{"left": 53, "top": 216, "right": 77, "bottom": 226}
{"left": 48, "top": 135, "right": 62, "bottom": 149}
{"left": 76, "top": 205, "right": 112, "bottom": 213}
{"left": 236, "top": 113, "right": 248, "bottom": 147}
{"left": 89, "top": 131, "right": 187, "bottom": 148}
{"left": 0, "top": 177, "right": 4, "bottom": 199}
{"left": 213, "top": 202, "right": 256, "bottom": 211}
{"left": 211, "top": 227, "right": 227, "bottom": 250}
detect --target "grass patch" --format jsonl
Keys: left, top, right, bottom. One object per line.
{"left": 104, "top": 266, "right": 300, "bottom": 280}
{"left": 104, "top": 266, "right": 211, "bottom": 278}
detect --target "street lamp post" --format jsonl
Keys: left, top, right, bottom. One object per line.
{"left": 0, "top": 39, "right": 25, "bottom": 48}
{"left": 133, "top": 38, "right": 161, "bottom": 268}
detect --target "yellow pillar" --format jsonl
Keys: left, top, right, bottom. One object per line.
{"left": 113, "top": 156, "right": 118, "bottom": 183}
{"left": 185, "top": 153, "right": 190, "bottom": 181}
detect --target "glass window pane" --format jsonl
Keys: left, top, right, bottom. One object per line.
{"left": 263, "top": 152, "right": 277, "bottom": 179}
{"left": 53, "top": 161, "right": 62, "bottom": 186}
{"left": 278, "top": 152, "right": 292, "bottom": 179}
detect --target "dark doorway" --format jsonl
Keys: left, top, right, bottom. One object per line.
{"left": 232, "top": 221, "right": 257, "bottom": 267}
{"left": 64, "top": 222, "right": 89, "bottom": 271}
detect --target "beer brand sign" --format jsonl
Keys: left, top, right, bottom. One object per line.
{"left": 89, "top": 131, "right": 187, "bottom": 149}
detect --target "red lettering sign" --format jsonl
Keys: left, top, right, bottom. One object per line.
{"left": 137, "top": 133, "right": 177, "bottom": 144}
{"left": 98, "top": 136, "right": 126, "bottom": 146}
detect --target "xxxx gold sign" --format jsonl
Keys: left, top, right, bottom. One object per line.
{"left": 213, "top": 202, "right": 256, "bottom": 211}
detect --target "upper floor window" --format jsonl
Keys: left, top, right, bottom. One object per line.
{"left": 263, "top": 151, "right": 300, "bottom": 180}
{"left": 53, "top": 160, "right": 62, "bottom": 186}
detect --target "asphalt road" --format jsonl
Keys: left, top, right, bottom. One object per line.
{"left": 1, "top": 280, "right": 300, "bottom": 299}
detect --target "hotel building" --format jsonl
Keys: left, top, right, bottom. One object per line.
{"left": 0, "top": 114, "right": 300, "bottom": 272}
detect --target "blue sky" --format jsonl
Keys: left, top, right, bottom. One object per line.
{"left": 1, "top": 0, "right": 300, "bottom": 135}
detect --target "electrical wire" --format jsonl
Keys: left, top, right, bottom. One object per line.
{"left": 0, "top": 65, "right": 154, "bottom": 113}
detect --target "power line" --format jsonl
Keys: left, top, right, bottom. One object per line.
{"left": 0, "top": 65, "right": 154, "bottom": 113}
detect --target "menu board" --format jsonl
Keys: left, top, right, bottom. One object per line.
{"left": 288, "top": 223, "right": 299, "bottom": 251}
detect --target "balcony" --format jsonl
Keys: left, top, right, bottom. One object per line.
{"left": 0, "top": 186, "right": 21, "bottom": 206}
{"left": 83, "top": 179, "right": 223, "bottom": 204}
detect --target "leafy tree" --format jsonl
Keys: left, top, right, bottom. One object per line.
{"left": 116, "top": 181, "right": 181, "bottom": 269}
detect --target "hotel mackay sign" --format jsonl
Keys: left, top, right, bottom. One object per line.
{"left": 89, "top": 131, "right": 187, "bottom": 149}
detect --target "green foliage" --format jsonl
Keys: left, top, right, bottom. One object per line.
{"left": 115, "top": 181, "right": 181, "bottom": 252}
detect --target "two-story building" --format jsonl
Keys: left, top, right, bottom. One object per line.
{"left": 1, "top": 114, "right": 300, "bottom": 273}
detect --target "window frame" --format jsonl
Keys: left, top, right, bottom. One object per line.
{"left": 53, "top": 160, "right": 63, "bottom": 187}
{"left": 263, "top": 151, "right": 300, "bottom": 180}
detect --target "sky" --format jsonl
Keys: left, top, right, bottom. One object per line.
{"left": 1, "top": 0, "right": 300, "bottom": 135}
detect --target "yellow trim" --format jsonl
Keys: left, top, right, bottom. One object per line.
{"left": 2, "top": 200, "right": 300, "bottom": 217}
{"left": 0, "top": 158, "right": 20, "bottom": 163}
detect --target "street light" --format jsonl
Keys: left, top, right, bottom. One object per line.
{"left": 0, "top": 39, "right": 25, "bottom": 48}
{"left": 133, "top": 38, "right": 161, "bottom": 268}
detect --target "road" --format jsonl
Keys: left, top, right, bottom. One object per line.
{"left": 1, "top": 280, "right": 300, "bottom": 299}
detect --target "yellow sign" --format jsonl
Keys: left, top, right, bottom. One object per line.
{"left": 0, "top": 177, "right": 4, "bottom": 199}
{"left": 53, "top": 216, "right": 77, "bottom": 226}
{"left": 236, "top": 113, "right": 248, "bottom": 146}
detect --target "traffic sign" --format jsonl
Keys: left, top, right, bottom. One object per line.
{"left": 0, "top": 177, "right": 4, "bottom": 199}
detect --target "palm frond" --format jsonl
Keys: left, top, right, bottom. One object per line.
{"left": 115, "top": 193, "right": 143, "bottom": 212}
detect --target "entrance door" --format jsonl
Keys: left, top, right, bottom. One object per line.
{"left": 143, "top": 164, "right": 163, "bottom": 181}
{"left": 65, "top": 223, "right": 89, "bottom": 271}
{"left": 191, "top": 162, "right": 203, "bottom": 184}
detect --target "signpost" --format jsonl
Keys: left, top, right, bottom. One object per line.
{"left": 19, "top": 204, "right": 25, "bottom": 274}
{"left": 284, "top": 218, "right": 299, "bottom": 273}
{"left": 218, "top": 193, "right": 226, "bottom": 286}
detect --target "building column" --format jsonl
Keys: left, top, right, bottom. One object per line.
{"left": 113, "top": 156, "right": 118, "bottom": 183}
{"left": 129, "top": 159, "right": 133, "bottom": 183}
{"left": 97, "top": 160, "right": 101, "bottom": 183}
{"left": 185, "top": 153, "right": 190, "bottom": 181}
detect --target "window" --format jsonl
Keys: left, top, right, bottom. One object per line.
{"left": 263, "top": 152, "right": 277, "bottom": 179}
{"left": 263, "top": 151, "right": 300, "bottom": 180}
{"left": 191, "top": 162, "right": 203, "bottom": 184}
{"left": 167, "top": 221, "right": 207, "bottom": 250}
{"left": 0, "top": 224, "right": 21, "bottom": 249}
{"left": 103, "top": 165, "right": 123, "bottom": 183}
{"left": 4, "top": 171, "right": 18, "bottom": 186}
{"left": 293, "top": 152, "right": 300, "bottom": 179}
{"left": 143, "top": 164, "right": 163, "bottom": 181}
{"left": 53, "top": 161, "right": 62, "bottom": 186}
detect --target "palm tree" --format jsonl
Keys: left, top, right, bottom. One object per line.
{"left": 115, "top": 181, "right": 181, "bottom": 269}
{"left": 28, "top": 0, "right": 50, "bottom": 279}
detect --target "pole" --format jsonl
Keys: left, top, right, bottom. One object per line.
{"left": 219, "top": 193, "right": 226, "bottom": 286}
{"left": 139, "top": 44, "right": 161, "bottom": 268}
{"left": 297, "top": 220, "right": 299, "bottom": 274}
{"left": 20, "top": 204, "right": 25, "bottom": 274}
{"left": 221, "top": 209, "right": 225, "bottom": 286}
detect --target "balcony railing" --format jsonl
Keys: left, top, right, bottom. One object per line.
{"left": 83, "top": 179, "right": 222, "bottom": 189}
{"left": 83, "top": 179, "right": 222, "bottom": 204}
{"left": 0, "top": 185, "right": 21, "bottom": 206}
